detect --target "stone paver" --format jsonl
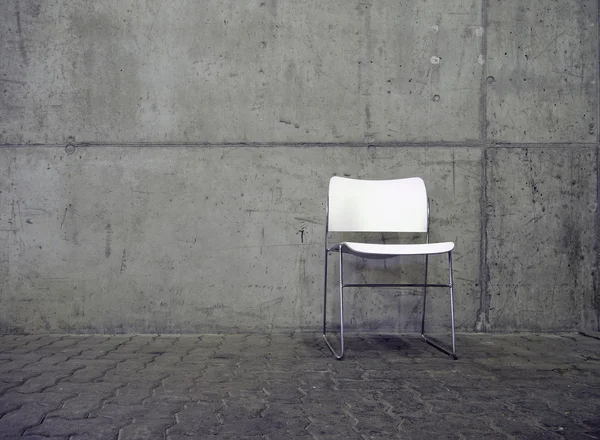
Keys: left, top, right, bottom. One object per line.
{"left": 0, "top": 333, "right": 599, "bottom": 439}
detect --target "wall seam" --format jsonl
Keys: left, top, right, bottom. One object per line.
{"left": 1, "top": 141, "right": 597, "bottom": 149}
{"left": 479, "top": 0, "right": 489, "bottom": 143}
{"left": 596, "top": 0, "right": 600, "bottom": 331}
{"left": 584, "top": 143, "right": 600, "bottom": 332}
{"left": 476, "top": 0, "right": 490, "bottom": 332}
{"left": 478, "top": 146, "right": 490, "bottom": 332}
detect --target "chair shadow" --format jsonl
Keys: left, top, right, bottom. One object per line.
{"left": 347, "top": 333, "right": 434, "bottom": 356}
{"left": 296, "top": 332, "right": 441, "bottom": 358}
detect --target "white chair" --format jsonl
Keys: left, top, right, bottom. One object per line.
{"left": 322, "top": 176, "right": 457, "bottom": 360}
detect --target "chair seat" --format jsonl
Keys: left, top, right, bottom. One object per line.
{"left": 339, "top": 241, "right": 455, "bottom": 258}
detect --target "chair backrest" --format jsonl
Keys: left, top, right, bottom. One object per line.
{"left": 327, "top": 176, "right": 428, "bottom": 233}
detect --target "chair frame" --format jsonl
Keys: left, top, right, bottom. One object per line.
{"left": 322, "top": 180, "right": 456, "bottom": 360}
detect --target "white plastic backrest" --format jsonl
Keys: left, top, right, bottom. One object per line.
{"left": 328, "top": 177, "right": 428, "bottom": 233}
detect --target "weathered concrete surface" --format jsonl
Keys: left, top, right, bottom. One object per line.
{"left": 0, "top": 0, "right": 599, "bottom": 335}
{"left": 486, "top": 0, "right": 597, "bottom": 142}
{"left": 0, "top": 333, "right": 599, "bottom": 439}
{"left": 0, "top": 146, "right": 481, "bottom": 334}
{"left": 485, "top": 147, "right": 598, "bottom": 332}
{"left": 0, "top": 0, "right": 483, "bottom": 144}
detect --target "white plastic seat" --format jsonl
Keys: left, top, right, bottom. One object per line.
{"left": 323, "top": 176, "right": 457, "bottom": 359}
{"left": 340, "top": 241, "right": 454, "bottom": 258}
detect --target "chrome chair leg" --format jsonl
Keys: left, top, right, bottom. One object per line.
{"left": 449, "top": 251, "right": 456, "bottom": 357}
{"left": 323, "top": 248, "right": 328, "bottom": 336}
{"left": 420, "top": 255, "right": 429, "bottom": 335}
{"left": 323, "top": 250, "right": 344, "bottom": 359}
{"left": 421, "top": 251, "right": 457, "bottom": 360}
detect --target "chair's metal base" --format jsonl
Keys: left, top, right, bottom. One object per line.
{"left": 323, "top": 246, "right": 457, "bottom": 361}
{"left": 421, "top": 334, "right": 457, "bottom": 360}
{"left": 323, "top": 334, "right": 344, "bottom": 360}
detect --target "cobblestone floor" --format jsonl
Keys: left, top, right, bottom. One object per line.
{"left": 0, "top": 332, "right": 599, "bottom": 439}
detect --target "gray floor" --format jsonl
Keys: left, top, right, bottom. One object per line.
{"left": 0, "top": 333, "right": 599, "bottom": 439}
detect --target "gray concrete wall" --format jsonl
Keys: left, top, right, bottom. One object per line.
{"left": 0, "top": 0, "right": 598, "bottom": 334}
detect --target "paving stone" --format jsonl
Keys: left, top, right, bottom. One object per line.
{"left": 101, "top": 368, "right": 158, "bottom": 384}
{"left": 260, "top": 402, "right": 345, "bottom": 419}
{"left": 217, "top": 415, "right": 312, "bottom": 437}
{"left": 63, "top": 360, "right": 121, "bottom": 383}
{"left": 18, "top": 371, "right": 82, "bottom": 394}
{"left": 537, "top": 414, "right": 598, "bottom": 434}
{"left": 258, "top": 381, "right": 305, "bottom": 403}
{"left": 181, "top": 351, "right": 218, "bottom": 363}
{"left": 44, "top": 381, "right": 121, "bottom": 396}
{"left": 102, "top": 383, "right": 158, "bottom": 405}
{"left": 220, "top": 396, "right": 267, "bottom": 420}
{"left": 454, "top": 431, "right": 507, "bottom": 440}
{"left": 0, "top": 370, "right": 43, "bottom": 385}
{"left": 25, "top": 417, "right": 122, "bottom": 439}
{"left": 0, "top": 356, "right": 44, "bottom": 372}
{"left": 200, "top": 365, "right": 238, "bottom": 383}
{"left": 367, "top": 394, "right": 427, "bottom": 417}
{"left": 305, "top": 415, "right": 362, "bottom": 439}
{"left": 2, "top": 436, "right": 66, "bottom": 440}
{"left": 160, "top": 372, "right": 202, "bottom": 387}
{"left": 164, "top": 401, "right": 222, "bottom": 436}
{"left": 148, "top": 353, "right": 184, "bottom": 367}
{"left": 99, "top": 354, "right": 154, "bottom": 365}
{"left": 76, "top": 349, "right": 119, "bottom": 360}
{"left": 102, "top": 357, "right": 150, "bottom": 371}
{"left": 488, "top": 416, "right": 563, "bottom": 439}
{"left": 398, "top": 416, "right": 496, "bottom": 438}
{"left": 46, "top": 393, "right": 107, "bottom": 419}
{"left": 0, "top": 400, "right": 20, "bottom": 419}
{"left": 0, "top": 402, "right": 56, "bottom": 437}
{"left": 427, "top": 399, "right": 511, "bottom": 417}
{"left": 89, "top": 402, "right": 180, "bottom": 421}
{"left": 1, "top": 391, "right": 78, "bottom": 411}
{"left": 343, "top": 405, "right": 399, "bottom": 437}
{"left": 143, "top": 391, "right": 197, "bottom": 405}
{"left": 169, "top": 435, "right": 273, "bottom": 440}
{"left": 118, "top": 419, "right": 175, "bottom": 439}
{"left": 8, "top": 336, "right": 56, "bottom": 352}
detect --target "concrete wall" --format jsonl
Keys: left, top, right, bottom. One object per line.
{"left": 0, "top": 0, "right": 598, "bottom": 334}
